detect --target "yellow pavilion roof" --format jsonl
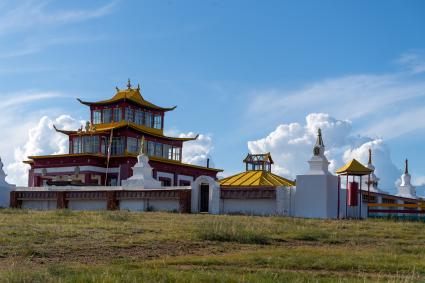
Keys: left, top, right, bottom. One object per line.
{"left": 219, "top": 170, "right": 295, "bottom": 188}
{"left": 78, "top": 81, "right": 176, "bottom": 112}
{"left": 335, "top": 159, "right": 373, "bottom": 176}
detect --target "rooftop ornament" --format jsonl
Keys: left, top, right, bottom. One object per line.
{"left": 336, "top": 153, "right": 374, "bottom": 219}
{"left": 243, "top": 153, "right": 274, "bottom": 172}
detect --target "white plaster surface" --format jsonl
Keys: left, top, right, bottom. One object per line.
{"left": 222, "top": 199, "right": 276, "bottom": 216}
{"left": 68, "top": 200, "right": 107, "bottom": 211}
{"left": 147, "top": 199, "right": 179, "bottom": 212}
{"left": 22, "top": 200, "right": 57, "bottom": 210}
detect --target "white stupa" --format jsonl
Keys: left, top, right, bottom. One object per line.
{"left": 396, "top": 159, "right": 416, "bottom": 199}
{"left": 307, "top": 128, "right": 331, "bottom": 175}
{"left": 364, "top": 149, "right": 387, "bottom": 194}
{"left": 294, "top": 128, "right": 339, "bottom": 218}
{"left": 121, "top": 137, "right": 162, "bottom": 189}
{"left": 0, "top": 157, "right": 15, "bottom": 208}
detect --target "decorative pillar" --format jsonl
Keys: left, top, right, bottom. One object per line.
{"left": 56, "top": 191, "right": 68, "bottom": 209}
{"left": 179, "top": 190, "right": 191, "bottom": 213}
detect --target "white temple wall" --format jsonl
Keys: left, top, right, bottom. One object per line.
{"left": 0, "top": 186, "right": 13, "bottom": 208}
{"left": 21, "top": 200, "right": 57, "bottom": 210}
{"left": 68, "top": 200, "right": 107, "bottom": 211}
{"left": 119, "top": 200, "right": 146, "bottom": 211}
{"left": 147, "top": 199, "right": 180, "bottom": 212}
{"left": 222, "top": 199, "right": 276, "bottom": 216}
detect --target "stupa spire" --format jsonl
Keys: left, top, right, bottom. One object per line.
{"left": 405, "top": 159, "right": 409, "bottom": 174}
{"left": 316, "top": 128, "right": 324, "bottom": 147}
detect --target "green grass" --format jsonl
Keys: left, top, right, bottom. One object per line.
{"left": 0, "top": 209, "right": 425, "bottom": 282}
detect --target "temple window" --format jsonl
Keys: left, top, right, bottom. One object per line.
{"left": 103, "top": 109, "right": 112, "bottom": 123}
{"left": 93, "top": 110, "right": 102, "bottom": 124}
{"left": 82, "top": 136, "right": 99, "bottom": 153}
{"left": 153, "top": 115, "right": 162, "bottom": 129}
{"left": 127, "top": 137, "right": 139, "bottom": 153}
{"left": 147, "top": 141, "right": 155, "bottom": 156}
{"left": 125, "top": 107, "right": 135, "bottom": 122}
{"left": 145, "top": 112, "right": 152, "bottom": 127}
{"left": 163, "top": 144, "right": 171, "bottom": 159}
{"left": 155, "top": 143, "right": 163, "bottom": 157}
{"left": 113, "top": 108, "right": 122, "bottom": 122}
{"left": 172, "top": 147, "right": 181, "bottom": 161}
{"left": 135, "top": 109, "right": 144, "bottom": 125}
{"left": 111, "top": 137, "right": 125, "bottom": 155}
{"left": 73, "top": 137, "right": 82, "bottom": 153}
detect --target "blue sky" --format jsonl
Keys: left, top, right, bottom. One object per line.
{"left": 1, "top": 0, "right": 425, "bottom": 190}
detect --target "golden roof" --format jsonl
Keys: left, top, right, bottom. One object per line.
{"left": 54, "top": 121, "right": 198, "bottom": 142}
{"left": 335, "top": 159, "right": 374, "bottom": 176}
{"left": 78, "top": 80, "right": 176, "bottom": 112}
{"left": 219, "top": 170, "right": 295, "bottom": 187}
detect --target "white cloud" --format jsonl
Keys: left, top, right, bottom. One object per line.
{"left": 0, "top": 1, "right": 115, "bottom": 36}
{"left": 247, "top": 71, "right": 425, "bottom": 140}
{"left": 248, "top": 113, "right": 403, "bottom": 194}
{"left": 180, "top": 132, "right": 215, "bottom": 168}
{"left": 5, "top": 115, "right": 83, "bottom": 186}
{"left": 396, "top": 50, "right": 425, "bottom": 74}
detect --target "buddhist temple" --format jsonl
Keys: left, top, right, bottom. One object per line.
{"left": 24, "top": 80, "right": 222, "bottom": 187}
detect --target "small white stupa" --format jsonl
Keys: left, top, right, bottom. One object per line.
{"left": 294, "top": 128, "right": 339, "bottom": 218}
{"left": 121, "top": 137, "right": 162, "bottom": 189}
{"left": 0, "top": 157, "right": 15, "bottom": 208}
{"left": 396, "top": 159, "right": 416, "bottom": 199}
{"left": 307, "top": 128, "right": 331, "bottom": 175}
{"left": 364, "top": 149, "right": 387, "bottom": 194}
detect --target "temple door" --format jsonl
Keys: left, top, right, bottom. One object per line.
{"left": 200, "top": 184, "right": 209, "bottom": 213}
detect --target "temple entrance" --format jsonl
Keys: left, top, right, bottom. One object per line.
{"left": 200, "top": 184, "right": 209, "bottom": 213}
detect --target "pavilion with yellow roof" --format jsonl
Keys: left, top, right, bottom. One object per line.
{"left": 25, "top": 79, "right": 222, "bottom": 187}
{"left": 220, "top": 153, "right": 295, "bottom": 188}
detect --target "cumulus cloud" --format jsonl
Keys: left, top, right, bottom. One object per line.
{"left": 6, "top": 115, "right": 83, "bottom": 185}
{"left": 246, "top": 72, "right": 425, "bottom": 139}
{"left": 248, "top": 113, "right": 403, "bottom": 194}
{"left": 179, "top": 132, "right": 215, "bottom": 168}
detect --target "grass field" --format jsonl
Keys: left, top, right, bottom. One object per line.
{"left": 0, "top": 209, "right": 424, "bottom": 282}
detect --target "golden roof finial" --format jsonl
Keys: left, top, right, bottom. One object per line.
{"left": 127, "top": 78, "right": 132, "bottom": 89}
{"left": 115, "top": 86, "right": 120, "bottom": 92}
{"left": 137, "top": 83, "right": 140, "bottom": 91}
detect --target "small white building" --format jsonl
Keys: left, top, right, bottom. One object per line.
{"left": 0, "top": 157, "right": 15, "bottom": 208}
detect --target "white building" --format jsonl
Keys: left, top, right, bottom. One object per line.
{"left": 0, "top": 157, "right": 15, "bottom": 208}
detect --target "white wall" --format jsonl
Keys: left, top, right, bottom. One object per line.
{"left": 147, "top": 199, "right": 179, "bottom": 212}
{"left": 222, "top": 199, "right": 276, "bottom": 216}
{"left": 68, "top": 200, "right": 107, "bottom": 211}
{"left": 22, "top": 200, "right": 57, "bottom": 210}
{"left": 294, "top": 174, "right": 339, "bottom": 219}
{"left": 120, "top": 200, "right": 146, "bottom": 211}
{"left": 0, "top": 187, "right": 13, "bottom": 208}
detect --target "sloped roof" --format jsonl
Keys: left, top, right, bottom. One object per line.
{"left": 220, "top": 170, "right": 295, "bottom": 187}
{"left": 53, "top": 121, "right": 198, "bottom": 142}
{"left": 78, "top": 86, "right": 176, "bottom": 112}
{"left": 243, "top": 153, "right": 274, "bottom": 164}
{"left": 335, "top": 159, "right": 374, "bottom": 176}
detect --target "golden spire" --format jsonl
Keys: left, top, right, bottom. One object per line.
{"left": 139, "top": 136, "right": 145, "bottom": 155}
{"left": 127, "top": 78, "right": 132, "bottom": 89}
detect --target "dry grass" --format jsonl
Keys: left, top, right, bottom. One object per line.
{"left": 0, "top": 209, "right": 425, "bottom": 282}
